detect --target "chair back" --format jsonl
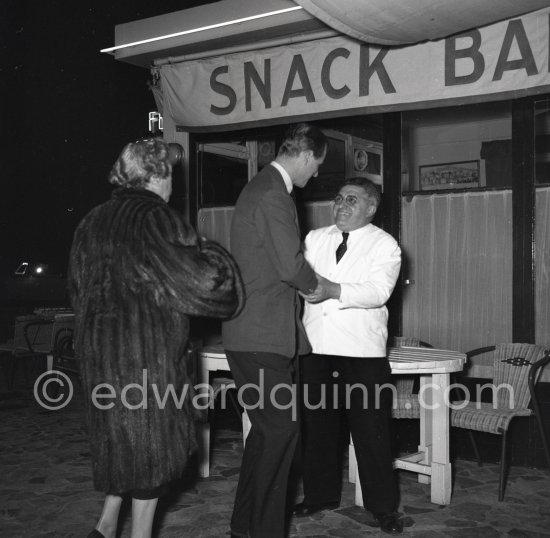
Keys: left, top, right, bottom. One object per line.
{"left": 389, "top": 337, "right": 421, "bottom": 392}
{"left": 389, "top": 336, "right": 421, "bottom": 348}
{"left": 389, "top": 337, "right": 432, "bottom": 398}
{"left": 493, "top": 343, "right": 547, "bottom": 410}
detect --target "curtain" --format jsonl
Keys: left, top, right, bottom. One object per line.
{"left": 197, "top": 202, "right": 334, "bottom": 251}
{"left": 197, "top": 207, "right": 234, "bottom": 250}
{"left": 401, "top": 190, "right": 513, "bottom": 352}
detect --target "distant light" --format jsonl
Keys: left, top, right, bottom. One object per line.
{"left": 100, "top": 6, "right": 304, "bottom": 53}
{"left": 34, "top": 265, "right": 44, "bottom": 274}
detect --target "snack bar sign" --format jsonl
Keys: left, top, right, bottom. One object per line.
{"left": 160, "top": 7, "right": 550, "bottom": 129}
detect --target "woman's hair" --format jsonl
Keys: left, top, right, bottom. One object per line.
{"left": 277, "top": 123, "right": 328, "bottom": 159}
{"left": 108, "top": 138, "right": 172, "bottom": 188}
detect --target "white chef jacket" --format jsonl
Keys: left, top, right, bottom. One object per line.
{"left": 302, "top": 223, "right": 401, "bottom": 357}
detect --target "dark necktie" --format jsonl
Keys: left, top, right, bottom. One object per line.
{"left": 335, "top": 232, "right": 349, "bottom": 264}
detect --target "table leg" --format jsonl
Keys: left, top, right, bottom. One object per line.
{"left": 197, "top": 422, "right": 210, "bottom": 478}
{"left": 197, "top": 355, "right": 211, "bottom": 478}
{"left": 418, "top": 374, "right": 431, "bottom": 485}
{"left": 429, "top": 372, "right": 452, "bottom": 504}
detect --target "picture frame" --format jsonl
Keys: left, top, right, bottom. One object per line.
{"left": 419, "top": 160, "right": 480, "bottom": 190}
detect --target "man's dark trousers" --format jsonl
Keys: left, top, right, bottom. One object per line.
{"left": 226, "top": 350, "right": 299, "bottom": 538}
{"left": 300, "top": 353, "right": 399, "bottom": 515}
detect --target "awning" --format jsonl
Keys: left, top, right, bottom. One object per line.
{"left": 160, "top": 6, "right": 550, "bottom": 130}
{"left": 295, "top": 0, "right": 550, "bottom": 46}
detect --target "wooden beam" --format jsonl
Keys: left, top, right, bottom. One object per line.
{"left": 383, "top": 112, "right": 403, "bottom": 337}
{"left": 512, "top": 98, "right": 535, "bottom": 343}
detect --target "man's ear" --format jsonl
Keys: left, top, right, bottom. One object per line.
{"left": 302, "top": 149, "right": 313, "bottom": 163}
{"left": 367, "top": 204, "right": 377, "bottom": 219}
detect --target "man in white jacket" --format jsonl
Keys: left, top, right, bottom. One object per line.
{"left": 293, "top": 177, "right": 403, "bottom": 535}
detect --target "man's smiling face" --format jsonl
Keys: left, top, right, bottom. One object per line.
{"left": 332, "top": 184, "right": 376, "bottom": 232}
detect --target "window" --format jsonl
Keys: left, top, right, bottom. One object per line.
{"left": 300, "top": 128, "right": 383, "bottom": 201}
{"left": 198, "top": 142, "right": 250, "bottom": 207}
{"left": 402, "top": 101, "right": 512, "bottom": 191}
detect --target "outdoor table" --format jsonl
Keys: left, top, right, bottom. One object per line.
{"left": 199, "top": 344, "right": 466, "bottom": 505}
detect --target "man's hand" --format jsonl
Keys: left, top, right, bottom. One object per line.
{"left": 299, "top": 273, "right": 341, "bottom": 303}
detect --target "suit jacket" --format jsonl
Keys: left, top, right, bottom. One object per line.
{"left": 223, "top": 164, "right": 317, "bottom": 358}
{"left": 303, "top": 223, "right": 401, "bottom": 357}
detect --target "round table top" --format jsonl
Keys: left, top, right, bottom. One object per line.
{"left": 201, "top": 344, "right": 466, "bottom": 374}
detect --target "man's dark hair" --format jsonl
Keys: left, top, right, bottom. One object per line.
{"left": 277, "top": 123, "right": 328, "bottom": 159}
{"left": 343, "top": 177, "right": 382, "bottom": 208}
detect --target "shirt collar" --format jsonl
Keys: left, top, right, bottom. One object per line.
{"left": 329, "top": 223, "right": 372, "bottom": 236}
{"left": 270, "top": 161, "right": 293, "bottom": 194}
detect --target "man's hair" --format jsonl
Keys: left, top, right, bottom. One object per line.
{"left": 343, "top": 177, "right": 381, "bottom": 209}
{"left": 277, "top": 123, "right": 328, "bottom": 159}
{"left": 108, "top": 138, "right": 172, "bottom": 188}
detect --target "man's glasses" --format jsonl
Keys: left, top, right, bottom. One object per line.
{"left": 334, "top": 194, "right": 359, "bottom": 207}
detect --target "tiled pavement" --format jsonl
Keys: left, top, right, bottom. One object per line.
{"left": 1, "top": 367, "right": 550, "bottom": 538}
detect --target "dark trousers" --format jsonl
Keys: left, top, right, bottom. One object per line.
{"left": 300, "top": 353, "right": 399, "bottom": 515}
{"left": 226, "top": 350, "right": 299, "bottom": 538}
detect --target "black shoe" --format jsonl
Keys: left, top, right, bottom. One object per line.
{"left": 292, "top": 501, "right": 340, "bottom": 517}
{"left": 374, "top": 513, "right": 403, "bottom": 535}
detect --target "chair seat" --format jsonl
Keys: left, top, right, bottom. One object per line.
{"left": 451, "top": 401, "right": 532, "bottom": 434}
{"left": 392, "top": 395, "right": 420, "bottom": 419}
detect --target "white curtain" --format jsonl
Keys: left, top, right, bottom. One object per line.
{"left": 401, "top": 190, "right": 513, "bottom": 352}
{"left": 198, "top": 189, "right": 550, "bottom": 355}
{"left": 197, "top": 201, "right": 334, "bottom": 251}
{"left": 197, "top": 207, "right": 234, "bottom": 250}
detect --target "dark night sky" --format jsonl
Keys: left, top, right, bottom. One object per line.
{"left": 0, "top": 1, "right": 211, "bottom": 277}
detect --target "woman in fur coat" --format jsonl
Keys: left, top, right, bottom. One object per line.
{"left": 68, "top": 138, "right": 244, "bottom": 538}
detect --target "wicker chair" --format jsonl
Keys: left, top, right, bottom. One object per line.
{"left": 451, "top": 344, "right": 550, "bottom": 501}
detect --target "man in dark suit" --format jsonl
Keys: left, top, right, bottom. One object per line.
{"left": 222, "top": 123, "right": 328, "bottom": 538}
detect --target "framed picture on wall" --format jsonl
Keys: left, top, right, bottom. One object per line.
{"left": 419, "top": 160, "right": 480, "bottom": 190}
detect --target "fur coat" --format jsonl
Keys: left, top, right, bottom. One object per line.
{"left": 68, "top": 187, "right": 244, "bottom": 494}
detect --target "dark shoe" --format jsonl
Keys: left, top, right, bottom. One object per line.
{"left": 87, "top": 531, "right": 106, "bottom": 538}
{"left": 374, "top": 512, "right": 403, "bottom": 535}
{"left": 292, "top": 501, "right": 339, "bottom": 517}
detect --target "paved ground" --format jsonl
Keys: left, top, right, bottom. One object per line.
{"left": 1, "top": 365, "right": 550, "bottom": 538}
